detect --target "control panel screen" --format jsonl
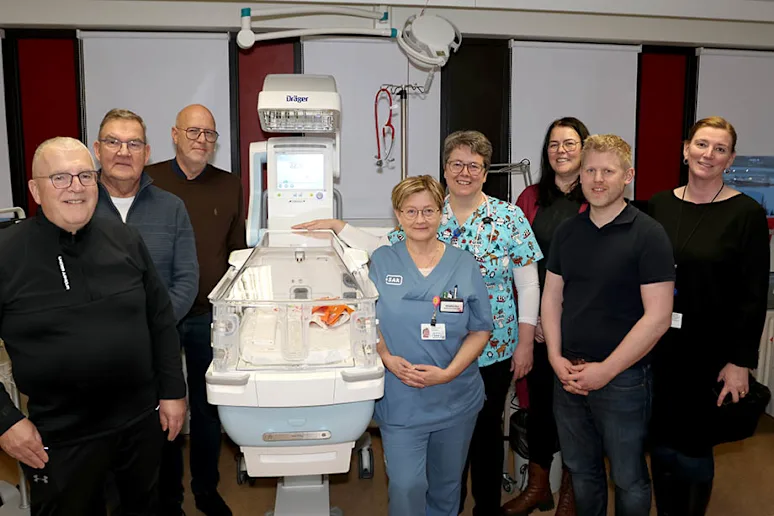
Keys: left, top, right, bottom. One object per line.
{"left": 276, "top": 153, "right": 325, "bottom": 190}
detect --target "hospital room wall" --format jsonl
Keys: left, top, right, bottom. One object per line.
{"left": 2, "top": 28, "right": 774, "bottom": 217}
{"left": 1, "top": 32, "right": 81, "bottom": 216}
{"left": 237, "top": 40, "right": 298, "bottom": 211}
{"left": 440, "top": 39, "right": 511, "bottom": 201}
{"left": 5, "top": 1, "right": 774, "bottom": 48}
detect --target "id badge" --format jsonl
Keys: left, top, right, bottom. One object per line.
{"left": 421, "top": 323, "right": 446, "bottom": 340}
{"left": 439, "top": 299, "right": 464, "bottom": 313}
{"left": 671, "top": 312, "right": 683, "bottom": 329}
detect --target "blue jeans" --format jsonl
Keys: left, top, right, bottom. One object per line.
{"left": 554, "top": 364, "right": 653, "bottom": 516}
{"left": 159, "top": 312, "right": 222, "bottom": 506}
{"left": 380, "top": 414, "right": 478, "bottom": 516}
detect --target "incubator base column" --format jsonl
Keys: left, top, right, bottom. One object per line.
{"left": 269, "top": 475, "right": 342, "bottom": 516}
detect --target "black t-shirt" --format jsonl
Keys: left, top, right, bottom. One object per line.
{"left": 546, "top": 203, "right": 675, "bottom": 363}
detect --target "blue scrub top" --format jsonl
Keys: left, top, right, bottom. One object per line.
{"left": 369, "top": 241, "right": 492, "bottom": 431}
{"left": 388, "top": 195, "right": 543, "bottom": 367}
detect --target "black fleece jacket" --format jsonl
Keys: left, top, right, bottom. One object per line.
{"left": 0, "top": 212, "right": 186, "bottom": 445}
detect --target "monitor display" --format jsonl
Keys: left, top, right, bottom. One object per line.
{"left": 276, "top": 153, "right": 325, "bottom": 190}
{"left": 724, "top": 156, "right": 774, "bottom": 216}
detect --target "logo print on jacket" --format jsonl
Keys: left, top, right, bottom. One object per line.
{"left": 57, "top": 255, "right": 70, "bottom": 291}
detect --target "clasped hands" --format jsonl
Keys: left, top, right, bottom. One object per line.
{"left": 550, "top": 356, "right": 615, "bottom": 396}
{"left": 383, "top": 354, "right": 450, "bottom": 388}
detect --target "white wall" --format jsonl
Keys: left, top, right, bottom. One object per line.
{"left": 0, "top": 38, "right": 12, "bottom": 211}
{"left": 696, "top": 49, "right": 774, "bottom": 156}
{"left": 3, "top": 1, "right": 774, "bottom": 49}
{"left": 510, "top": 42, "right": 640, "bottom": 200}
{"left": 237, "top": 0, "right": 774, "bottom": 24}
{"left": 303, "top": 37, "right": 440, "bottom": 226}
{"left": 80, "top": 31, "right": 232, "bottom": 171}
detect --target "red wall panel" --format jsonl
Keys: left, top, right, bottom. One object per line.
{"left": 635, "top": 53, "right": 687, "bottom": 201}
{"left": 17, "top": 39, "right": 80, "bottom": 215}
{"left": 237, "top": 41, "right": 296, "bottom": 210}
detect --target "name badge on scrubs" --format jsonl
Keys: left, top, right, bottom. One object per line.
{"left": 421, "top": 323, "right": 446, "bottom": 340}
{"left": 671, "top": 312, "right": 683, "bottom": 329}
{"left": 440, "top": 299, "right": 464, "bottom": 313}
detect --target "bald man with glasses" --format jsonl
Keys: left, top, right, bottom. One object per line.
{"left": 0, "top": 136, "right": 186, "bottom": 515}
{"left": 146, "top": 104, "right": 244, "bottom": 516}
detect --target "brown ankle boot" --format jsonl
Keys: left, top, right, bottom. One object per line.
{"left": 500, "top": 462, "right": 554, "bottom": 516}
{"left": 554, "top": 466, "right": 577, "bottom": 516}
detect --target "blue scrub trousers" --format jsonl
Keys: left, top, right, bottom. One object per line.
{"left": 380, "top": 414, "right": 478, "bottom": 516}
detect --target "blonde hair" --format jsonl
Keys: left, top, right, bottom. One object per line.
{"left": 581, "top": 134, "right": 633, "bottom": 170}
{"left": 391, "top": 175, "right": 445, "bottom": 211}
{"left": 32, "top": 137, "right": 94, "bottom": 177}
{"left": 98, "top": 108, "right": 148, "bottom": 141}
{"left": 443, "top": 130, "right": 493, "bottom": 170}
{"left": 686, "top": 116, "right": 737, "bottom": 153}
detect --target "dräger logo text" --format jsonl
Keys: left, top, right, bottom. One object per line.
{"left": 286, "top": 95, "right": 309, "bottom": 103}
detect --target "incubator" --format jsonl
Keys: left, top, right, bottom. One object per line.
{"left": 206, "top": 231, "right": 383, "bottom": 514}
{"left": 206, "top": 73, "right": 385, "bottom": 515}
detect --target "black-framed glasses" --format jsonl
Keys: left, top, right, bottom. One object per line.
{"left": 40, "top": 171, "right": 100, "bottom": 189}
{"left": 446, "top": 160, "right": 485, "bottom": 176}
{"left": 547, "top": 140, "right": 580, "bottom": 153}
{"left": 179, "top": 127, "right": 219, "bottom": 143}
{"left": 99, "top": 137, "right": 146, "bottom": 153}
{"left": 400, "top": 208, "right": 440, "bottom": 220}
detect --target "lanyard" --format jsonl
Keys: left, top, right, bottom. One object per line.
{"left": 448, "top": 195, "right": 494, "bottom": 258}
{"left": 673, "top": 183, "right": 724, "bottom": 270}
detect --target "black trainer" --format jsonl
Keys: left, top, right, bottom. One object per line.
{"left": 194, "top": 491, "right": 232, "bottom": 516}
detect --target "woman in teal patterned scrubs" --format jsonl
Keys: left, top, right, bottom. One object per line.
{"left": 294, "top": 130, "right": 543, "bottom": 515}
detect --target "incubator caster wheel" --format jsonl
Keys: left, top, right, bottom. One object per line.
{"left": 502, "top": 474, "right": 516, "bottom": 494}
{"left": 236, "top": 453, "right": 248, "bottom": 485}
{"left": 357, "top": 447, "right": 374, "bottom": 479}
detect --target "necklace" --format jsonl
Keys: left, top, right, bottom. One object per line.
{"left": 408, "top": 240, "right": 443, "bottom": 269}
{"left": 673, "top": 182, "right": 724, "bottom": 269}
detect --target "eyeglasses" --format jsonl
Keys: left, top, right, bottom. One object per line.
{"left": 39, "top": 171, "right": 99, "bottom": 189}
{"left": 547, "top": 140, "right": 580, "bottom": 153}
{"left": 99, "top": 137, "right": 146, "bottom": 153}
{"left": 446, "top": 160, "right": 485, "bottom": 176}
{"left": 400, "top": 208, "right": 440, "bottom": 220}
{"left": 179, "top": 127, "right": 219, "bottom": 143}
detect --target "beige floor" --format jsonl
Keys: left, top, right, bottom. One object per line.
{"left": 1, "top": 416, "right": 773, "bottom": 515}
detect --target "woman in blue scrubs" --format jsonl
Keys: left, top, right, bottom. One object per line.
{"left": 368, "top": 175, "right": 492, "bottom": 516}
{"left": 295, "top": 131, "right": 542, "bottom": 515}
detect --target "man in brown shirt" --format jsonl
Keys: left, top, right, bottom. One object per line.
{"left": 146, "top": 104, "right": 245, "bottom": 516}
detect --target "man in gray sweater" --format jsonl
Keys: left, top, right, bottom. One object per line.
{"left": 93, "top": 108, "right": 198, "bottom": 323}
{"left": 93, "top": 109, "right": 198, "bottom": 515}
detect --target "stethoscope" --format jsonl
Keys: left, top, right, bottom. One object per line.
{"left": 447, "top": 194, "right": 495, "bottom": 259}
{"left": 373, "top": 87, "right": 395, "bottom": 168}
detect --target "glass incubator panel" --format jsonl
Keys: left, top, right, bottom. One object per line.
{"left": 209, "top": 231, "right": 378, "bottom": 372}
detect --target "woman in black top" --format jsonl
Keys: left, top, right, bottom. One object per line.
{"left": 648, "top": 117, "right": 769, "bottom": 515}
{"left": 502, "top": 117, "right": 589, "bottom": 516}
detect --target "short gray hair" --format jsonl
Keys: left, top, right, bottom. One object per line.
{"left": 32, "top": 137, "right": 94, "bottom": 177}
{"left": 98, "top": 108, "right": 148, "bottom": 141}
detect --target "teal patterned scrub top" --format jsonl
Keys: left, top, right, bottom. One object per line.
{"left": 388, "top": 195, "right": 543, "bottom": 367}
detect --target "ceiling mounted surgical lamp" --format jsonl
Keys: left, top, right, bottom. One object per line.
{"left": 236, "top": 6, "right": 461, "bottom": 71}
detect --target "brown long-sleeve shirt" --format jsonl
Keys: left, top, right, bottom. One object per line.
{"left": 145, "top": 159, "right": 246, "bottom": 315}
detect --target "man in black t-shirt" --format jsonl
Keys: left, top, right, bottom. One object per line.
{"left": 541, "top": 134, "right": 675, "bottom": 516}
